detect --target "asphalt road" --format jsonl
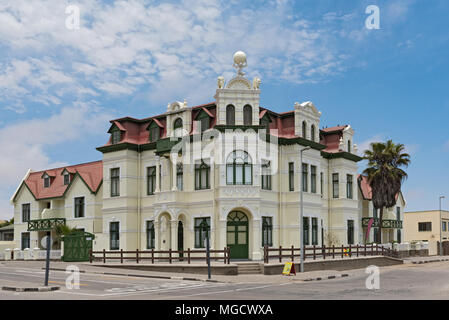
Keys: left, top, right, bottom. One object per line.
{"left": 1, "top": 261, "right": 449, "bottom": 300}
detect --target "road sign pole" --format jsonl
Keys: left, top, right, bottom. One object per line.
{"left": 44, "top": 231, "right": 51, "bottom": 286}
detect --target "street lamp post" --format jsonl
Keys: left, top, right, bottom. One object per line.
{"left": 299, "top": 146, "right": 311, "bottom": 272}
{"left": 440, "top": 196, "right": 445, "bottom": 256}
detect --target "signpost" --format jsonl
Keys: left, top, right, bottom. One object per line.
{"left": 282, "top": 262, "right": 296, "bottom": 276}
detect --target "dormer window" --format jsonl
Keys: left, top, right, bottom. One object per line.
{"left": 44, "top": 176, "right": 50, "bottom": 188}
{"left": 196, "top": 110, "right": 210, "bottom": 132}
{"left": 111, "top": 129, "right": 121, "bottom": 144}
{"left": 63, "top": 173, "right": 70, "bottom": 185}
{"left": 149, "top": 121, "right": 161, "bottom": 142}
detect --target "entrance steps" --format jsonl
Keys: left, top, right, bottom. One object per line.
{"left": 236, "top": 262, "right": 262, "bottom": 274}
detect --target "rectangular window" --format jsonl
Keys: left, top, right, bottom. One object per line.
{"left": 262, "top": 217, "right": 273, "bottom": 246}
{"left": 110, "top": 222, "right": 120, "bottom": 250}
{"left": 146, "top": 221, "right": 155, "bottom": 249}
{"left": 311, "top": 166, "right": 317, "bottom": 193}
{"left": 147, "top": 166, "right": 156, "bottom": 195}
{"left": 320, "top": 172, "right": 323, "bottom": 196}
{"left": 149, "top": 125, "right": 160, "bottom": 142}
{"left": 396, "top": 207, "right": 400, "bottom": 220}
{"left": 397, "top": 229, "right": 402, "bottom": 243}
{"left": 418, "top": 222, "right": 432, "bottom": 232}
{"left": 195, "top": 162, "right": 210, "bottom": 190}
{"left": 302, "top": 163, "right": 308, "bottom": 192}
{"left": 22, "top": 203, "right": 30, "bottom": 223}
{"left": 194, "top": 217, "right": 210, "bottom": 248}
{"left": 347, "top": 220, "right": 354, "bottom": 245}
{"left": 63, "top": 174, "right": 70, "bottom": 185}
{"left": 346, "top": 174, "right": 353, "bottom": 199}
{"left": 110, "top": 168, "right": 120, "bottom": 197}
{"left": 303, "top": 217, "right": 310, "bottom": 246}
{"left": 44, "top": 177, "right": 50, "bottom": 188}
{"left": 261, "top": 162, "right": 272, "bottom": 190}
{"left": 176, "top": 163, "right": 183, "bottom": 191}
{"left": 74, "top": 197, "right": 85, "bottom": 218}
{"left": 443, "top": 222, "right": 447, "bottom": 232}
{"left": 288, "top": 162, "right": 294, "bottom": 191}
{"left": 332, "top": 173, "right": 339, "bottom": 198}
{"left": 311, "top": 217, "right": 318, "bottom": 245}
{"left": 21, "top": 232, "right": 30, "bottom": 250}
{"left": 111, "top": 130, "right": 121, "bottom": 144}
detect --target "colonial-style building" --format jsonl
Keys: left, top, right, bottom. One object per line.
{"left": 10, "top": 52, "right": 405, "bottom": 260}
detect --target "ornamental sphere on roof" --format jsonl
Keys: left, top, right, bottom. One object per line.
{"left": 233, "top": 50, "right": 247, "bottom": 76}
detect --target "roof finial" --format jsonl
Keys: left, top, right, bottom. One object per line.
{"left": 233, "top": 51, "right": 247, "bottom": 76}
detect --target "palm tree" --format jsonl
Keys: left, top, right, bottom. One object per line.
{"left": 363, "top": 140, "right": 410, "bottom": 243}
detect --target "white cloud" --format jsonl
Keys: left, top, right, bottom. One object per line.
{"left": 0, "top": 103, "right": 112, "bottom": 219}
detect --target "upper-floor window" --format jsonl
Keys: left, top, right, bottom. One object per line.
{"left": 63, "top": 173, "right": 70, "bottom": 185}
{"left": 176, "top": 163, "right": 183, "bottom": 191}
{"left": 148, "top": 121, "right": 160, "bottom": 142}
{"left": 261, "top": 161, "right": 272, "bottom": 190}
{"left": 43, "top": 176, "right": 50, "bottom": 188}
{"left": 226, "top": 150, "right": 252, "bottom": 185}
{"left": 418, "top": 222, "right": 432, "bottom": 232}
{"left": 74, "top": 197, "right": 85, "bottom": 218}
{"left": 289, "top": 162, "right": 294, "bottom": 191}
{"left": 173, "top": 118, "right": 183, "bottom": 137}
{"left": 302, "top": 163, "right": 308, "bottom": 192}
{"left": 111, "top": 128, "right": 121, "bottom": 144}
{"left": 147, "top": 166, "right": 156, "bottom": 195}
{"left": 332, "top": 173, "right": 339, "bottom": 198}
{"left": 243, "top": 105, "right": 252, "bottom": 125}
{"left": 320, "top": 172, "right": 323, "bottom": 196}
{"left": 196, "top": 111, "right": 210, "bottom": 132}
{"left": 110, "top": 168, "right": 120, "bottom": 197}
{"left": 226, "top": 105, "right": 235, "bottom": 125}
{"left": 311, "top": 125, "right": 316, "bottom": 142}
{"left": 195, "top": 161, "right": 210, "bottom": 190}
{"left": 22, "top": 203, "right": 30, "bottom": 223}
{"left": 346, "top": 174, "right": 353, "bottom": 199}
{"left": 373, "top": 206, "right": 378, "bottom": 218}
{"left": 311, "top": 165, "right": 317, "bottom": 193}
{"left": 194, "top": 217, "right": 210, "bottom": 248}
{"left": 302, "top": 121, "right": 307, "bottom": 139}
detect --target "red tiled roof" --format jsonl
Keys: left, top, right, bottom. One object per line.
{"left": 23, "top": 161, "right": 103, "bottom": 200}
{"left": 320, "top": 125, "right": 348, "bottom": 153}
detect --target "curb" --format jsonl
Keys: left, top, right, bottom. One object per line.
{"left": 44, "top": 267, "right": 220, "bottom": 283}
{"left": 412, "top": 258, "right": 449, "bottom": 265}
{"left": 2, "top": 286, "right": 60, "bottom": 292}
{"left": 303, "top": 273, "right": 349, "bottom": 282}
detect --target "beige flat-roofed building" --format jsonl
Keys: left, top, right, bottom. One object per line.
{"left": 404, "top": 210, "right": 449, "bottom": 243}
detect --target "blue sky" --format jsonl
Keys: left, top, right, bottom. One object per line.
{"left": 0, "top": 0, "right": 448, "bottom": 219}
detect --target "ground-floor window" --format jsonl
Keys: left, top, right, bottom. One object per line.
{"left": 311, "top": 218, "right": 318, "bottom": 245}
{"left": 21, "top": 232, "right": 30, "bottom": 250}
{"left": 110, "top": 222, "right": 120, "bottom": 250}
{"left": 397, "top": 229, "right": 401, "bottom": 243}
{"left": 194, "top": 217, "right": 210, "bottom": 248}
{"left": 262, "top": 217, "right": 273, "bottom": 246}
{"left": 303, "top": 217, "right": 310, "bottom": 245}
{"left": 373, "top": 227, "right": 379, "bottom": 243}
{"left": 347, "top": 220, "right": 354, "bottom": 245}
{"left": 146, "top": 221, "right": 155, "bottom": 249}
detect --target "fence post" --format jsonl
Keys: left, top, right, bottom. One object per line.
{"left": 357, "top": 245, "right": 359, "bottom": 257}
{"left": 279, "top": 245, "right": 282, "bottom": 263}
{"left": 372, "top": 244, "right": 374, "bottom": 255}
{"left": 103, "top": 249, "right": 105, "bottom": 263}
{"left": 152, "top": 248, "right": 154, "bottom": 264}
{"left": 169, "top": 248, "right": 172, "bottom": 264}
{"left": 313, "top": 245, "right": 316, "bottom": 260}
{"left": 188, "top": 248, "right": 191, "bottom": 264}
{"left": 341, "top": 244, "right": 344, "bottom": 258}
{"left": 349, "top": 244, "right": 352, "bottom": 257}
{"left": 136, "top": 248, "right": 139, "bottom": 264}
{"left": 224, "top": 247, "right": 227, "bottom": 265}
{"left": 332, "top": 245, "right": 335, "bottom": 259}
{"left": 120, "top": 249, "right": 123, "bottom": 264}
{"left": 89, "top": 250, "right": 92, "bottom": 263}
{"left": 291, "top": 245, "right": 294, "bottom": 262}
{"left": 227, "top": 247, "right": 231, "bottom": 264}
{"left": 322, "top": 244, "right": 325, "bottom": 260}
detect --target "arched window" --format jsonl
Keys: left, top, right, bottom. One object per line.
{"left": 348, "top": 140, "right": 351, "bottom": 153}
{"left": 302, "top": 121, "right": 307, "bottom": 139}
{"left": 226, "top": 150, "right": 252, "bottom": 185}
{"left": 311, "top": 124, "right": 316, "bottom": 142}
{"left": 243, "top": 105, "right": 252, "bottom": 125}
{"left": 173, "top": 118, "right": 183, "bottom": 137}
{"left": 226, "top": 105, "right": 235, "bottom": 125}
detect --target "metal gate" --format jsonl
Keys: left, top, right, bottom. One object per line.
{"left": 62, "top": 231, "right": 95, "bottom": 262}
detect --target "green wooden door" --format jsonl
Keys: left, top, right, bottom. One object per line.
{"left": 227, "top": 211, "right": 249, "bottom": 259}
{"left": 62, "top": 231, "right": 94, "bottom": 262}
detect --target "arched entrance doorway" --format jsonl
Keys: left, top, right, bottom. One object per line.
{"left": 178, "top": 221, "right": 184, "bottom": 259}
{"left": 227, "top": 211, "right": 249, "bottom": 259}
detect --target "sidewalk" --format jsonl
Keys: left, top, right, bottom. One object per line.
{"left": 0, "top": 260, "right": 354, "bottom": 284}
{"left": 402, "top": 255, "right": 449, "bottom": 264}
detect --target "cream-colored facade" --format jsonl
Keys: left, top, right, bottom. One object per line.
{"left": 404, "top": 210, "right": 449, "bottom": 243}
{"left": 10, "top": 53, "right": 406, "bottom": 260}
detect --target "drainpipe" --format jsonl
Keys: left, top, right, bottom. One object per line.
{"left": 137, "top": 151, "right": 141, "bottom": 250}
